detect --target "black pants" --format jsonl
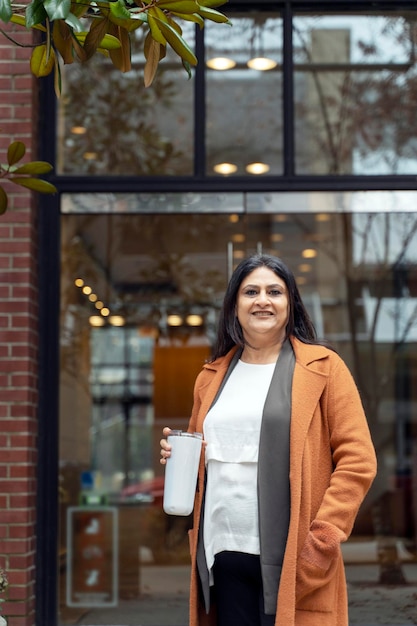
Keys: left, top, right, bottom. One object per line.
{"left": 212, "top": 551, "right": 276, "bottom": 626}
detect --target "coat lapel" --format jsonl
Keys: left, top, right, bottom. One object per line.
{"left": 289, "top": 339, "right": 329, "bottom": 472}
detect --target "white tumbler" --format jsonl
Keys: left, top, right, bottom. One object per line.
{"left": 163, "top": 430, "right": 203, "bottom": 516}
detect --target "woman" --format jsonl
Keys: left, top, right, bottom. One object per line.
{"left": 160, "top": 254, "right": 377, "bottom": 626}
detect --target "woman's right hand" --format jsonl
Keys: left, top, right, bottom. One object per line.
{"left": 159, "top": 427, "right": 172, "bottom": 465}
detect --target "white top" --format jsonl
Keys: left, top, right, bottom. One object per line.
{"left": 203, "top": 359, "right": 276, "bottom": 583}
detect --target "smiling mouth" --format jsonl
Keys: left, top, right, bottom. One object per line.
{"left": 252, "top": 311, "right": 273, "bottom": 316}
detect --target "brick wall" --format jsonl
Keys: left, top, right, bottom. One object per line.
{"left": 0, "top": 23, "right": 40, "bottom": 626}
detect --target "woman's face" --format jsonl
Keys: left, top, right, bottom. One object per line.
{"left": 236, "top": 266, "right": 289, "bottom": 345}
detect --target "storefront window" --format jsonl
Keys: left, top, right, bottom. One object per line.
{"left": 58, "top": 191, "right": 417, "bottom": 625}
{"left": 294, "top": 13, "right": 417, "bottom": 175}
{"left": 57, "top": 25, "right": 195, "bottom": 176}
{"left": 205, "top": 14, "right": 283, "bottom": 176}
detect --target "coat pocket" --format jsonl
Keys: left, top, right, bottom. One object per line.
{"left": 295, "top": 520, "right": 345, "bottom": 612}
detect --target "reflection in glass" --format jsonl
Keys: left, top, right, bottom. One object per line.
{"left": 205, "top": 15, "right": 283, "bottom": 176}
{"left": 59, "top": 199, "right": 417, "bottom": 624}
{"left": 294, "top": 13, "right": 417, "bottom": 175}
{"left": 57, "top": 26, "right": 195, "bottom": 176}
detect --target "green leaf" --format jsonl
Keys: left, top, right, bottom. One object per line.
{"left": 7, "top": 141, "right": 26, "bottom": 166}
{"left": 169, "top": 11, "right": 203, "bottom": 27}
{"left": 11, "top": 13, "right": 47, "bottom": 30}
{"left": 10, "top": 177, "right": 57, "bottom": 194}
{"left": 109, "top": 0, "right": 131, "bottom": 21}
{"left": 197, "top": 5, "right": 229, "bottom": 23}
{"left": 153, "top": 15, "right": 197, "bottom": 64}
{"left": 75, "top": 30, "right": 121, "bottom": 50}
{"left": 64, "top": 12, "right": 84, "bottom": 32}
{"left": 0, "top": 0, "right": 12, "bottom": 23}
{"left": 198, "top": 0, "right": 227, "bottom": 7}
{"left": 43, "top": 0, "right": 71, "bottom": 21}
{"left": 30, "top": 44, "right": 55, "bottom": 77}
{"left": 12, "top": 161, "right": 53, "bottom": 175}
{"left": 25, "top": 0, "right": 48, "bottom": 28}
{"left": 157, "top": 0, "right": 199, "bottom": 14}
{"left": 0, "top": 186, "right": 7, "bottom": 215}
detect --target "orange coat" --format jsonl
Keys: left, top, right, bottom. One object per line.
{"left": 187, "top": 336, "right": 377, "bottom": 626}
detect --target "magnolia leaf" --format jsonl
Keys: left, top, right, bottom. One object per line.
{"left": 54, "top": 53, "right": 62, "bottom": 97}
{"left": 43, "top": 0, "right": 71, "bottom": 21}
{"left": 182, "top": 58, "right": 192, "bottom": 80}
{"left": 75, "top": 31, "right": 121, "bottom": 50}
{"left": 147, "top": 8, "right": 167, "bottom": 45}
{"left": 109, "top": 0, "right": 131, "bottom": 21}
{"left": 83, "top": 17, "right": 110, "bottom": 58}
{"left": 169, "top": 12, "right": 204, "bottom": 27}
{"left": 11, "top": 13, "right": 47, "bottom": 30}
{"left": 10, "top": 177, "right": 57, "bottom": 194}
{"left": 157, "top": 0, "right": 199, "bottom": 14}
{"left": 108, "top": 24, "right": 131, "bottom": 72}
{"left": 198, "top": 0, "right": 227, "bottom": 7}
{"left": 64, "top": 12, "right": 84, "bottom": 32}
{"left": 153, "top": 15, "right": 197, "bottom": 65}
{"left": 12, "top": 161, "right": 53, "bottom": 175}
{"left": 53, "top": 20, "right": 74, "bottom": 64}
{"left": 70, "top": 31, "right": 88, "bottom": 61}
{"left": 25, "top": 0, "right": 48, "bottom": 28}
{"left": 197, "top": 5, "right": 229, "bottom": 23}
{"left": 144, "top": 33, "right": 162, "bottom": 87}
{"left": 0, "top": 186, "right": 7, "bottom": 215}
{"left": 30, "top": 44, "right": 55, "bottom": 77}
{"left": 7, "top": 141, "right": 26, "bottom": 166}
{"left": 0, "top": 0, "right": 12, "bottom": 23}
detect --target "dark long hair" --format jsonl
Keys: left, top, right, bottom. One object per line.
{"left": 211, "top": 254, "right": 320, "bottom": 360}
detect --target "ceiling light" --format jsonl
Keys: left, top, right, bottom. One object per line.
{"left": 186, "top": 315, "right": 203, "bottom": 327}
{"left": 232, "top": 233, "right": 245, "bottom": 243}
{"left": 74, "top": 278, "right": 84, "bottom": 287}
{"left": 296, "top": 276, "right": 307, "bottom": 285}
{"left": 95, "top": 301, "right": 104, "bottom": 310}
{"left": 213, "top": 162, "right": 238, "bottom": 175}
{"left": 315, "top": 213, "right": 331, "bottom": 222}
{"left": 101, "top": 307, "right": 110, "bottom": 317}
{"left": 299, "top": 264, "right": 312, "bottom": 273}
{"left": 109, "top": 315, "right": 126, "bottom": 327}
{"left": 247, "top": 57, "right": 277, "bottom": 71}
{"left": 89, "top": 316, "right": 105, "bottom": 327}
{"left": 206, "top": 57, "right": 236, "bottom": 70}
{"left": 246, "top": 162, "right": 270, "bottom": 175}
{"left": 302, "top": 248, "right": 317, "bottom": 259}
{"left": 82, "top": 285, "right": 92, "bottom": 295}
{"left": 88, "top": 293, "right": 98, "bottom": 302}
{"left": 270, "top": 233, "right": 284, "bottom": 242}
{"left": 71, "top": 126, "right": 87, "bottom": 135}
{"left": 167, "top": 314, "right": 183, "bottom": 327}
{"left": 229, "top": 214, "right": 239, "bottom": 223}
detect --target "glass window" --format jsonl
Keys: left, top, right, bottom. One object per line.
{"left": 205, "top": 14, "right": 283, "bottom": 177}
{"left": 57, "top": 24, "right": 195, "bottom": 176}
{"left": 59, "top": 191, "right": 417, "bottom": 625}
{"left": 294, "top": 13, "right": 417, "bottom": 175}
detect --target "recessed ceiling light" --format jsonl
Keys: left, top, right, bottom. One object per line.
{"left": 109, "top": 315, "right": 126, "bottom": 327}
{"left": 89, "top": 316, "right": 105, "bottom": 327}
{"left": 302, "top": 248, "right": 317, "bottom": 258}
{"left": 186, "top": 315, "right": 203, "bottom": 326}
{"left": 246, "top": 162, "right": 270, "bottom": 175}
{"left": 247, "top": 57, "right": 277, "bottom": 71}
{"left": 167, "top": 314, "right": 183, "bottom": 327}
{"left": 206, "top": 57, "right": 237, "bottom": 70}
{"left": 213, "top": 162, "right": 238, "bottom": 175}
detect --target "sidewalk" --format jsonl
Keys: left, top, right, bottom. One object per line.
{"left": 61, "top": 540, "right": 417, "bottom": 626}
